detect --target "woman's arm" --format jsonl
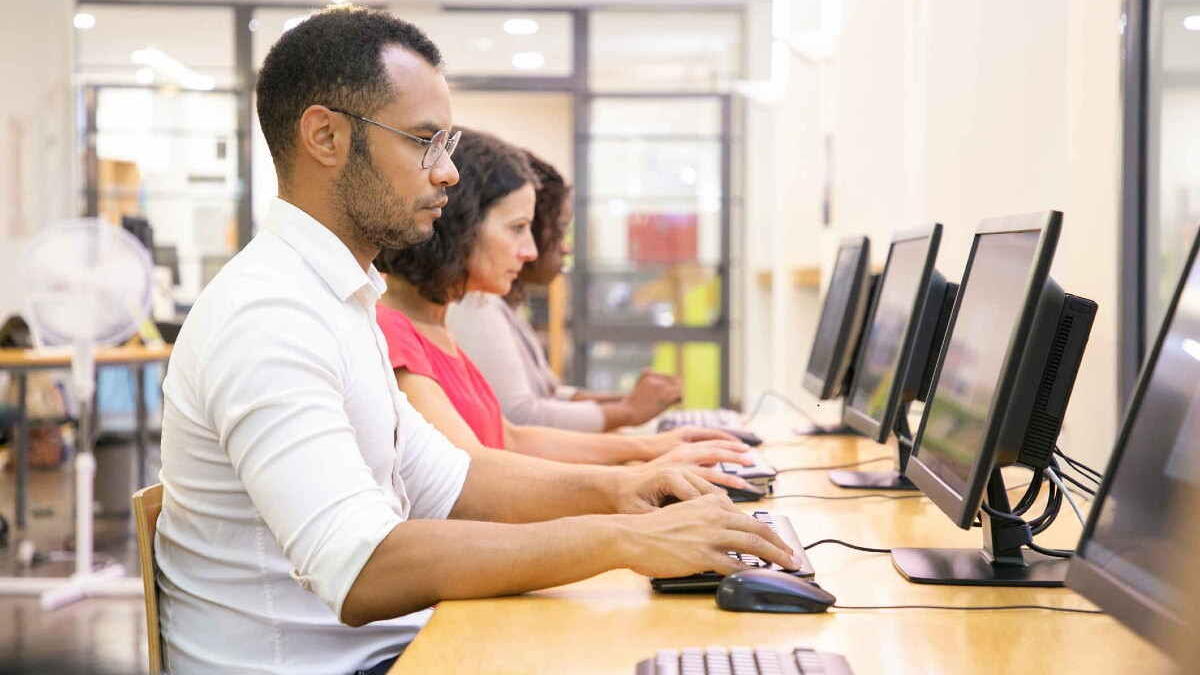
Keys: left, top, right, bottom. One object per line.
{"left": 395, "top": 368, "right": 754, "bottom": 488}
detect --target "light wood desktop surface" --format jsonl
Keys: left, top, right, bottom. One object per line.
{"left": 390, "top": 432, "right": 1170, "bottom": 675}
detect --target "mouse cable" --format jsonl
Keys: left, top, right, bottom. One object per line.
{"left": 832, "top": 603, "right": 1102, "bottom": 615}
{"left": 769, "top": 493, "right": 925, "bottom": 501}
{"left": 774, "top": 480, "right": 1034, "bottom": 504}
{"left": 803, "top": 538, "right": 891, "bottom": 554}
{"left": 775, "top": 456, "right": 892, "bottom": 473}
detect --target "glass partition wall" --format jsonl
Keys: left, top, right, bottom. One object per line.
{"left": 74, "top": 2, "right": 744, "bottom": 407}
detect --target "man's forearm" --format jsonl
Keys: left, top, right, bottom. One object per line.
{"left": 449, "top": 446, "right": 626, "bottom": 522}
{"left": 342, "top": 515, "right": 629, "bottom": 626}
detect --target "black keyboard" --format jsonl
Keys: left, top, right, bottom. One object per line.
{"left": 651, "top": 511, "right": 814, "bottom": 592}
{"left": 635, "top": 646, "right": 854, "bottom": 675}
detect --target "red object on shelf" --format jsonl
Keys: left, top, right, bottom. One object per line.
{"left": 627, "top": 212, "right": 698, "bottom": 264}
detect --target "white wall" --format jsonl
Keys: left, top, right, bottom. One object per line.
{"left": 0, "top": 0, "right": 76, "bottom": 321}
{"left": 825, "top": 0, "right": 1123, "bottom": 467}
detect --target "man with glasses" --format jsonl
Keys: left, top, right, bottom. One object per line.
{"left": 155, "top": 7, "right": 795, "bottom": 675}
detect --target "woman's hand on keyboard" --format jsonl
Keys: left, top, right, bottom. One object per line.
{"left": 614, "top": 494, "right": 796, "bottom": 579}
{"left": 648, "top": 441, "right": 754, "bottom": 491}
{"left": 647, "top": 426, "right": 743, "bottom": 458}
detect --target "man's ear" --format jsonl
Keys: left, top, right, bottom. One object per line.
{"left": 296, "top": 105, "right": 345, "bottom": 169}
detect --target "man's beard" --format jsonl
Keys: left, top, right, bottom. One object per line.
{"left": 334, "top": 128, "right": 433, "bottom": 250}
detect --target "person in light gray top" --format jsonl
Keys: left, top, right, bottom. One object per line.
{"left": 448, "top": 151, "right": 682, "bottom": 432}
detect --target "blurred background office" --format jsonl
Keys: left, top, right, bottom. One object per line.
{"left": 0, "top": 0, "right": 1198, "bottom": 670}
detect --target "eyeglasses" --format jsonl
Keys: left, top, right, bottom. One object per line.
{"left": 327, "top": 107, "right": 460, "bottom": 170}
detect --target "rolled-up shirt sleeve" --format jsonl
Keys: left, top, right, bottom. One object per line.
{"left": 200, "top": 295, "right": 403, "bottom": 620}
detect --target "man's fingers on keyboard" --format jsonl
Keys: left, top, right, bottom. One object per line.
{"left": 724, "top": 512, "right": 794, "bottom": 558}
{"left": 709, "top": 552, "right": 747, "bottom": 576}
{"left": 726, "top": 531, "right": 795, "bottom": 571}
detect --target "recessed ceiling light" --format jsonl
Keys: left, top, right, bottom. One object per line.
{"left": 512, "top": 51, "right": 545, "bottom": 70}
{"left": 1185, "top": 15, "right": 1200, "bottom": 31}
{"left": 248, "top": 18, "right": 260, "bottom": 32}
{"left": 73, "top": 12, "right": 96, "bottom": 30}
{"left": 503, "top": 18, "right": 539, "bottom": 36}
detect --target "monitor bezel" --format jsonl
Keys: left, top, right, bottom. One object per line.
{"left": 907, "top": 211, "right": 1063, "bottom": 529}
{"left": 802, "top": 235, "right": 871, "bottom": 400}
{"left": 843, "top": 224, "right": 943, "bottom": 443}
{"left": 1065, "top": 227, "right": 1200, "bottom": 652}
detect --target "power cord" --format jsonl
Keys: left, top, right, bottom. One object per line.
{"left": 744, "top": 389, "right": 821, "bottom": 427}
{"left": 775, "top": 456, "right": 892, "bottom": 473}
{"left": 1054, "top": 446, "right": 1103, "bottom": 482}
{"left": 803, "top": 538, "right": 891, "bottom": 554}
{"left": 832, "top": 603, "right": 1102, "bottom": 615}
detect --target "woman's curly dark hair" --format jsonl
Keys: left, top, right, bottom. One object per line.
{"left": 375, "top": 127, "right": 537, "bottom": 304}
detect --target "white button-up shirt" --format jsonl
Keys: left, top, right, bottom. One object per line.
{"left": 156, "top": 198, "right": 470, "bottom": 675}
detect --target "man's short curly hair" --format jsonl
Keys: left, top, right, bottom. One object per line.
{"left": 256, "top": 5, "right": 441, "bottom": 179}
{"left": 375, "top": 128, "right": 538, "bottom": 304}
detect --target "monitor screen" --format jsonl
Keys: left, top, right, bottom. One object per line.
{"left": 806, "top": 243, "right": 864, "bottom": 386}
{"left": 913, "top": 230, "right": 1041, "bottom": 499}
{"left": 847, "top": 237, "right": 931, "bottom": 426}
{"left": 1080, "top": 254, "right": 1200, "bottom": 621}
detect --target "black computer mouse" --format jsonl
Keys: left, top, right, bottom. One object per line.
{"left": 716, "top": 568, "right": 836, "bottom": 614}
{"left": 718, "top": 428, "right": 763, "bottom": 446}
{"left": 722, "top": 484, "right": 766, "bottom": 502}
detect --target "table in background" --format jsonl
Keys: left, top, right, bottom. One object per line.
{"left": 390, "top": 434, "right": 1169, "bottom": 674}
{"left": 0, "top": 345, "right": 171, "bottom": 530}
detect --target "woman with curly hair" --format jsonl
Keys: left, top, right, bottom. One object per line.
{"left": 448, "top": 150, "right": 684, "bottom": 432}
{"left": 375, "top": 128, "right": 756, "bottom": 489}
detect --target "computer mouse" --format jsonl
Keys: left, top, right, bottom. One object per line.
{"left": 722, "top": 484, "right": 766, "bottom": 502}
{"left": 718, "top": 428, "right": 763, "bottom": 447}
{"left": 716, "top": 568, "right": 835, "bottom": 614}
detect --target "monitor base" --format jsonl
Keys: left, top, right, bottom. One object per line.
{"left": 891, "top": 547, "right": 1068, "bottom": 587}
{"left": 828, "top": 470, "right": 917, "bottom": 491}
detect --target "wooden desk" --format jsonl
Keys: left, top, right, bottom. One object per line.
{"left": 390, "top": 435, "right": 1170, "bottom": 674}
{"left": 0, "top": 345, "right": 172, "bottom": 529}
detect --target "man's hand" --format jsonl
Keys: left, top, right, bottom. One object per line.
{"left": 611, "top": 493, "right": 797, "bottom": 579}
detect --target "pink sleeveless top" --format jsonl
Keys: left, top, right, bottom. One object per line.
{"left": 376, "top": 303, "right": 506, "bottom": 449}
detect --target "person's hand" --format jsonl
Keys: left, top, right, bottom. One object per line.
{"left": 648, "top": 440, "right": 756, "bottom": 492}
{"left": 618, "top": 371, "right": 683, "bottom": 426}
{"left": 647, "top": 425, "right": 741, "bottom": 457}
{"left": 612, "top": 493, "right": 797, "bottom": 579}
{"left": 608, "top": 463, "right": 734, "bottom": 513}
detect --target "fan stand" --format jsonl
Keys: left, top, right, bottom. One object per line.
{"left": 0, "top": 342, "right": 142, "bottom": 607}
{"left": 0, "top": 223, "right": 148, "bottom": 609}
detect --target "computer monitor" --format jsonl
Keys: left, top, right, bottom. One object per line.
{"left": 121, "top": 215, "right": 154, "bottom": 253}
{"left": 893, "top": 211, "right": 1097, "bottom": 586}
{"left": 802, "top": 236, "right": 873, "bottom": 401}
{"left": 836, "top": 225, "right": 954, "bottom": 489}
{"left": 1065, "top": 228, "right": 1200, "bottom": 651}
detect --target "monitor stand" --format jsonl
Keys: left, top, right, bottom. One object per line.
{"left": 891, "top": 468, "right": 1068, "bottom": 586}
{"left": 828, "top": 469, "right": 917, "bottom": 490}
{"left": 828, "top": 428, "right": 919, "bottom": 490}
